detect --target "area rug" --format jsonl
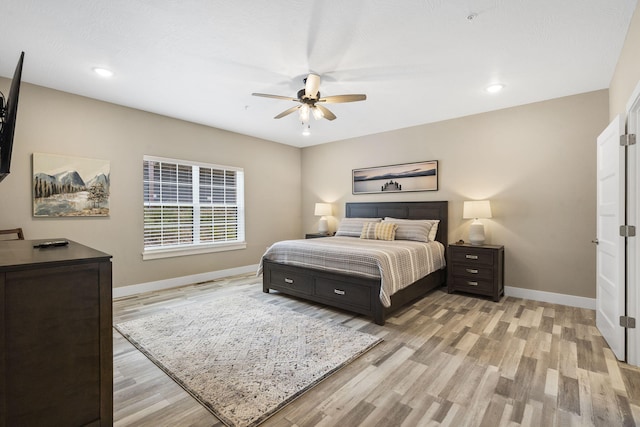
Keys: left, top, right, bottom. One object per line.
{"left": 114, "top": 294, "right": 382, "bottom": 427}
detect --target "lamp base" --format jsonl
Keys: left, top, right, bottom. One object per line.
{"left": 318, "top": 217, "right": 328, "bottom": 234}
{"left": 468, "top": 220, "right": 485, "bottom": 245}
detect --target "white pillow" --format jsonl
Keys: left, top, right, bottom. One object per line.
{"left": 383, "top": 218, "right": 440, "bottom": 242}
{"left": 335, "top": 217, "right": 382, "bottom": 237}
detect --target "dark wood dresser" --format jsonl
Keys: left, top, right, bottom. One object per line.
{"left": 0, "top": 239, "right": 113, "bottom": 426}
{"left": 447, "top": 243, "right": 504, "bottom": 301}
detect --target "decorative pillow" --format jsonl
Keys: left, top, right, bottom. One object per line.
{"left": 374, "top": 222, "right": 398, "bottom": 241}
{"left": 360, "top": 222, "right": 377, "bottom": 239}
{"left": 360, "top": 222, "right": 398, "bottom": 241}
{"left": 335, "top": 217, "right": 382, "bottom": 237}
{"left": 383, "top": 218, "right": 440, "bottom": 242}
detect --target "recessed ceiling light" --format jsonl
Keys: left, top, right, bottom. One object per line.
{"left": 302, "top": 126, "right": 311, "bottom": 136}
{"left": 486, "top": 83, "right": 505, "bottom": 93}
{"left": 93, "top": 67, "right": 114, "bottom": 78}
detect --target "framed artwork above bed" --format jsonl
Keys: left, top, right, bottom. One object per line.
{"left": 352, "top": 160, "right": 438, "bottom": 194}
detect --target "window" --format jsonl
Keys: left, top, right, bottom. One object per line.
{"left": 143, "top": 155, "right": 245, "bottom": 260}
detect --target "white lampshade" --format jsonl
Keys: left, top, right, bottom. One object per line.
{"left": 314, "top": 203, "right": 332, "bottom": 234}
{"left": 463, "top": 200, "right": 492, "bottom": 245}
{"left": 463, "top": 200, "right": 492, "bottom": 219}
{"left": 314, "top": 203, "right": 332, "bottom": 217}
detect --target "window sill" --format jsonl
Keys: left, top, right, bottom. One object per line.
{"left": 142, "top": 241, "right": 247, "bottom": 260}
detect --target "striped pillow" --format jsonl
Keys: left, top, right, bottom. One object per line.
{"left": 360, "top": 222, "right": 398, "bottom": 241}
{"left": 375, "top": 222, "right": 398, "bottom": 241}
{"left": 383, "top": 218, "right": 439, "bottom": 242}
{"left": 335, "top": 217, "right": 382, "bottom": 237}
{"left": 360, "top": 222, "right": 377, "bottom": 239}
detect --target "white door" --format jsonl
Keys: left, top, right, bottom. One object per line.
{"left": 596, "top": 115, "right": 626, "bottom": 361}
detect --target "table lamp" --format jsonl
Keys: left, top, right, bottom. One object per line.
{"left": 314, "top": 203, "right": 332, "bottom": 235}
{"left": 463, "top": 200, "right": 492, "bottom": 245}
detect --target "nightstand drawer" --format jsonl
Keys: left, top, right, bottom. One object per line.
{"left": 450, "top": 264, "right": 494, "bottom": 280}
{"left": 269, "top": 268, "right": 313, "bottom": 295}
{"left": 450, "top": 247, "right": 494, "bottom": 266}
{"left": 448, "top": 277, "right": 494, "bottom": 294}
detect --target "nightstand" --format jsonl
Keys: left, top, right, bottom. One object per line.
{"left": 305, "top": 233, "right": 332, "bottom": 239}
{"left": 447, "top": 243, "right": 504, "bottom": 301}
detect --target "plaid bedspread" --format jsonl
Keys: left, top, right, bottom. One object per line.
{"left": 258, "top": 236, "right": 446, "bottom": 307}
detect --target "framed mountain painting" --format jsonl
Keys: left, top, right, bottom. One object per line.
{"left": 33, "top": 153, "right": 110, "bottom": 217}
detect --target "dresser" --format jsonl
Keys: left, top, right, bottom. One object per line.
{"left": 0, "top": 239, "right": 113, "bottom": 426}
{"left": 447, "top": 243, "right": 504, "bottom": 301}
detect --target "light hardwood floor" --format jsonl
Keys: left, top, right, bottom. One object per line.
{"left": 113, "top": 274, "right": 640, "bottom": 426}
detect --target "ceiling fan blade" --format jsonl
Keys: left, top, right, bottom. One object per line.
{"left": 318, "top": 94, "right": 367, "bottom": 104}
{"left": 315, "top": 104, "right": 336, "bottom": 121}
{"left": 274, "top": 105, "right": 300, "bottom": 119}
{"left": 304, "top": 73, "right": 321, "bottom": 99}
{"left": 252, "top": 93, "right": 298, "bottom": 102}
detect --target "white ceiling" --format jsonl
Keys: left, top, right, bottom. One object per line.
{"left": 1, "top": 0, "right": 637, "bottom": 147}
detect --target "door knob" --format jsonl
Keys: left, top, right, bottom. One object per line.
{"left": 592, "top": 239, "right": 599, "bottom": 245}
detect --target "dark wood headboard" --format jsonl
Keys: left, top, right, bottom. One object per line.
{"left": 345, "top": 201, "right": 448, "bottom": 245}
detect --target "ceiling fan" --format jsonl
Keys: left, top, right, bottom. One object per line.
{"left": 252, "top": 73, "right": 366, "bottom": 121}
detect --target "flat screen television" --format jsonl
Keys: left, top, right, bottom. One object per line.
{"left": 0, "top": 51, "right": 25, "bottom": 183}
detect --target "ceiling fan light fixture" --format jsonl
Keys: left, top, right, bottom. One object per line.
{"left": 252, "top": 73, "right": 366, "bottom": 126}
{"left": 312, "top": 106, "right": 324, "bottom": 120}
{"left": 299, "top": 104, "right": 310, "bottom": 122}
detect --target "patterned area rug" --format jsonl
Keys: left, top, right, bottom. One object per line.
{"left": 114, "top": 294, "right": 382, "bottom": 427}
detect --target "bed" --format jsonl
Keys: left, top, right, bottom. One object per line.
{"left": 261, "top": 201, "right": 448, "bottom": 325}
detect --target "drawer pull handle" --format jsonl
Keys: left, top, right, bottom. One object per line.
{"left": 465, "top": 254, "right": 479, "bottom": 260}
{"left": 466, "top": 268, "right": 479, "bottom": 274}
{"left": 467, "top": 281, "right": 479, "bottom": 286}
{"left": 334, "top": 289, "right": 346, "bottom": 296}
{"left": 284, "top": 278, "right": 294, "bottom": 284}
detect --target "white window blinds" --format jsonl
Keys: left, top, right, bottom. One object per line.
{"left": 143, "top": 156, "right": 245, "bottom": 254}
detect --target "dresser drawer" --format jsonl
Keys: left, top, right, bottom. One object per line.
{"left": 269, "top": 268, "right": 313, "bottom": 295}
{"left": 450, "top": 247, "right": 494, "bottom": 266}
{"left": 315, "top": 278, "right": 371, "bottom": 310}
{"left": 450, "top": 264, "right": 494, "bottom": 280}
{"left": 448, "top": 277, "right": 494, "bottom": 294}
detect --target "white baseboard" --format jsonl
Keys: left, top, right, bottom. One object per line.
{"left": 505, "top": 286, "right": 596, "bottom": 310}
{"left": 114, "top": 268, "right": 596, "bottom": 311}
{"left": 113, "top": 264, "right": 260, "bottom": 299}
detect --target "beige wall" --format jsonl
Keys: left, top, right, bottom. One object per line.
{"left": 301, "top": 90, "right": 609, "bottom": 298}
{"left": 0, "top": 82, "right": 302, "bottom": 288}
{"left": 610, "top": 3, "right": 640, "bottom": 119}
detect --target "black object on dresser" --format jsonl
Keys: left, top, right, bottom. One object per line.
{"left": 447, "top": 243, "right": 504, "bottom": 301}
{"left": 0, "top": 239, "right": 113, "bottom": 426}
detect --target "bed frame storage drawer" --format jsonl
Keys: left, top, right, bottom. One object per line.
{"left": 314, "top": 278, "right": 371, "bottom": 311}
{"left": 265, "top": 264, "right": 313, "bottom": 296}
